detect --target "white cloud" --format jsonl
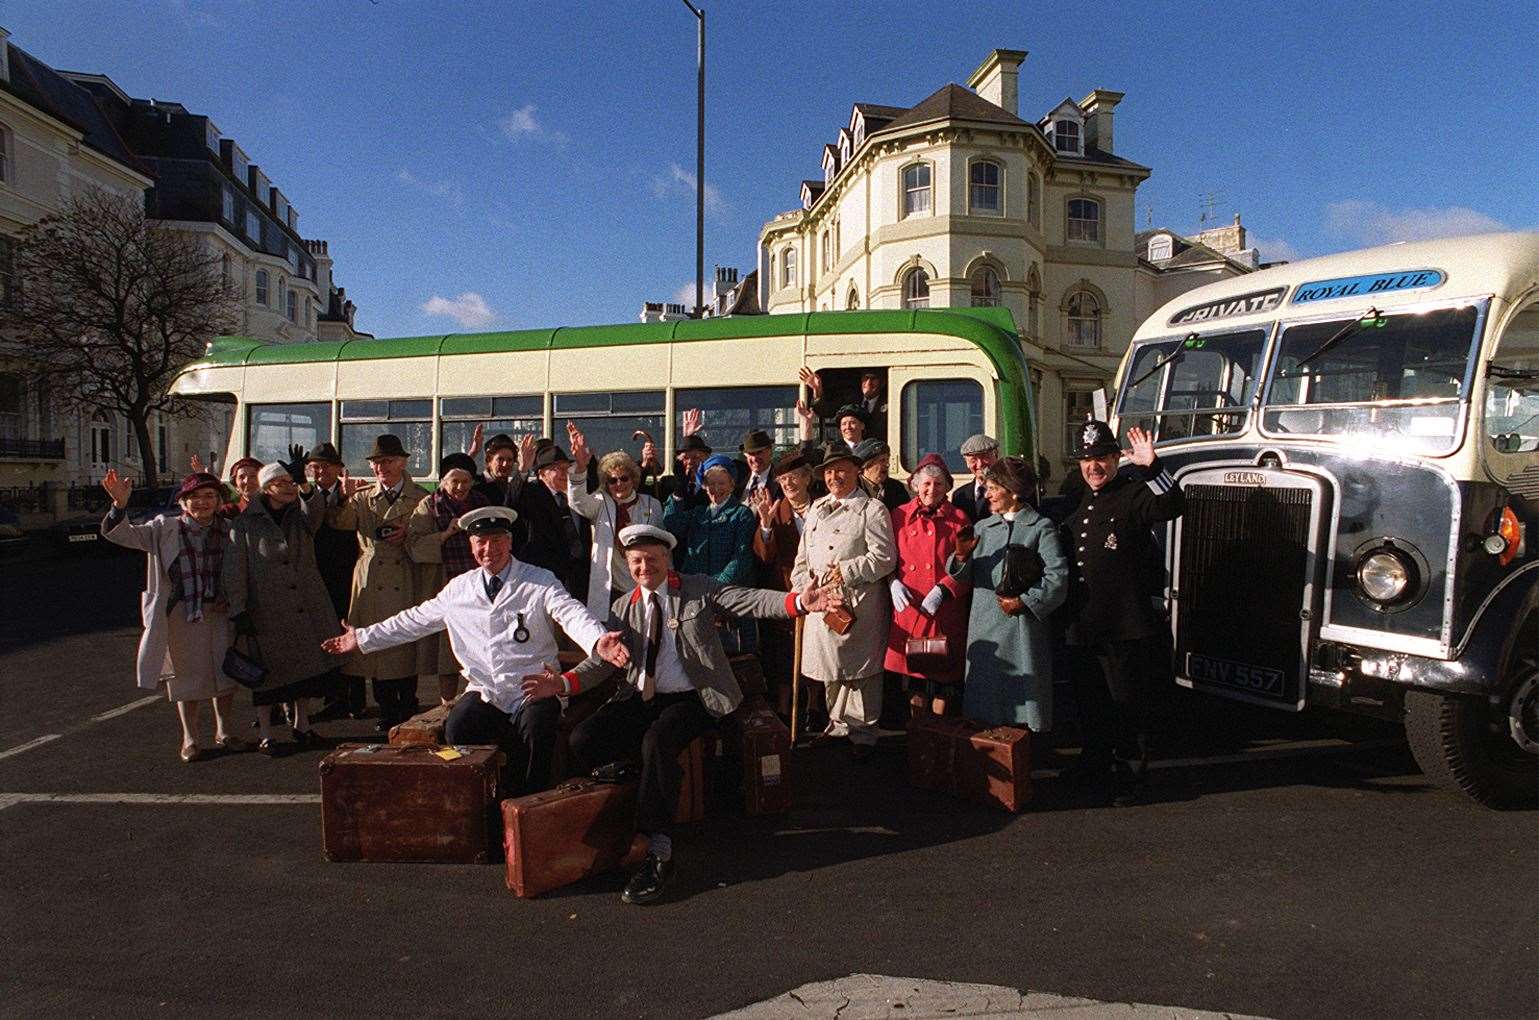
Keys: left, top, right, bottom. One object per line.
{"left": 652, "top": 162, "right": 727, "bottom": 217}
{"left": 498, "top": 104, "right": 569, "bottom": 145}
{"left": 1249, "top": 234, "right": 1301, "bottom": 263}
{"left": 396, "top": 168, "right": 464, "bottom": 208}
{"left": 1324, "top": 200, "right": 1508, "bottom": 246}
{"left": 672, "top": 282, "right": 700, "bottom": 308}
{"left": 421, "top": 292, "right": 495, "bottom": 329}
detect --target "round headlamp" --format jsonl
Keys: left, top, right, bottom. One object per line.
{"left": 1357, "top": 549, "right": 1412, "bottom": 604}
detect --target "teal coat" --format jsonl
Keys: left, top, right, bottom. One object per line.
{"left": 949, "top": 509, "right": 1068, "bottom": 730}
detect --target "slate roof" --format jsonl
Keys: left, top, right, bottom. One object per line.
{"left": 0, "top": 43, "right": 144, "bottom": 175}
{"left": 878, "top": 83, "right": 1029, "bottom": 133}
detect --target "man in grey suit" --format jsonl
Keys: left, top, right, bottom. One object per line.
{"left": 540, "top": 523, "right": 838, "bottom": 905}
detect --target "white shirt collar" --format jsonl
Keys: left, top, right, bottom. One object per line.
{"left": 482, "top": 558, "right": 516, "bottom": 587}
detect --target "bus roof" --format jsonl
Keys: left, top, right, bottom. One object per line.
{"left": 193, "top": 307, "right": 1023, "bottom": 371}
{"left": 1136, "top": 231, "right": 1539, "bottom": 340}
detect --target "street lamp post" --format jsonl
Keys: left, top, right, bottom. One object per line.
{"left": 681, "top": 0, "right": 704, "bottom": 318}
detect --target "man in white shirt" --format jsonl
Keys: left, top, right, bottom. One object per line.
{"left": 321, "top": 506, "right": 629, "bottom": 794}
{"left": 552, "top": 524, "right": 839, "bottom": 905}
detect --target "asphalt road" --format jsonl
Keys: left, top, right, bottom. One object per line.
{"left": 1, "top": 541, "right": 1534, "bottom": 1019}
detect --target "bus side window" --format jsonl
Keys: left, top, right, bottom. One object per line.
{"left": 813, "top": 367, "right": 888, "bottom": 439}
{"left": 1485, "top": 302, "right": 1539, "bottom": 455}
{"left": 901, "top": 378, "right": 982, "bottom": 474}
{"left": 675, "top": 385, "right": 799, "bottom": 453}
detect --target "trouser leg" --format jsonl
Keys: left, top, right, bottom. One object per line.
{"left": 825, "top": 673, "right": 882, "bottom": 746}
{"left": 444, "top": 692, "right": 529, "bottom": 793}
{"left": 568, "top": 695, "right": 653, "bottom": 775}
{"left": 507, "top": 698, "right": 562, "bottom": 795}
{"left": 1099, "top": 639, "right": 1153, "bottom": 773}
{"left": 1071, "top": 645, "right": 1115, "bottom": 770}
{"left": 343, "top": 676, "right": 367, "bottom": 715}
{"left": 635, "top": 694, "right": 714, "bottom": 835}
{"left": 371, "top": 678, "right": 400, "bottom": 723}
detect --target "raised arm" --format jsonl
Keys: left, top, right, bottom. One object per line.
{"left": 354, "top": 590, "right": 450, "bottom": 652}
{"left": 1125, "top": 427, "right": 1184, "bottom": 525}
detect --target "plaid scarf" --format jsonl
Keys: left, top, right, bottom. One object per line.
{"left": 430, "top": 488, "right": 484, "bottom": 578}
{"left": 169, "top": 516, "right": 226, "bottom": 623}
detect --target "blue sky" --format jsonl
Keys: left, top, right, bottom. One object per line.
{"left": 14, "top": 0, "right": 1538, "bottom": 337}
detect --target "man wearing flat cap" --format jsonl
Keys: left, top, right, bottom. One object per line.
{"left": 558, "top": 523, "right": 841, "bottom": 904}
{"left": 324, "top": 505, "right": 630, "bottom": 794}
{"left": 327, "top": 433, "right": 432, "bottom": 731}
{"left": 791, "top": 442, "right": 898, "bottom": 759}
{"left": 1061, "top": 422, "right": 1183, "bottom": 806}
{"left": 953, "top": 433, "right": 1000, "bottom": 522}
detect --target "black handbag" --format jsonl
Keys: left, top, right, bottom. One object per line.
{"left": 222, "top": 634, "right": 267, "bottom": 690}
{"left": 995, "top": 524, "right": 1044, "bottom": 599}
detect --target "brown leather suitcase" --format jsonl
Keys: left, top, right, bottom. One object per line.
{"left": 320, "top": 743, "right": 503, "bottom": 863}
{"left": 728, "top": 653, "right": 767, "bottom": 697}
{"left": 502, "top": 779, "right": 648, "bottom": 898}
{"left": 906, "top": 714, "right": 1031, "bottom": 812}
{"left": 387, "top": 701, "right": 454, "bottom": 747}
{"left": 721, "top": 696, "right": 792, "bottom": 816}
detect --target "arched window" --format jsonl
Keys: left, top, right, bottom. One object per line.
{"left": 781, "top": 247, "right": 797, "bottom": 289}
{"left": 1147, "top": 234, "right": 1173, "bottom": 261}
{"left": 846, "top": 285, "right": 860, "bottom": 310}
{"left": 970, "top": 267, "right": 1001, "bottom": 307}
{"left": 1066, "top": 289, "right": 1102, "bottom": 349}
{"left": 254, "top": 269, "right": 269, "bottom": 306}
{"left": 820, "top": 229, "right": 831, "bottom": 272}
{"left": 902, "top": 268, "right": 929, "bottom": 309}
{"left": 901, "top": 163, "right": 931, "bottom": 218}
{"left": 969, "top": 160, "right": 1001, "bottom": 215}
{"left": 1067, "top": 197, "right": 1101, "bottom": 243}
{"left": 1027, "top": 171, "right": 1041, "bottom": 227}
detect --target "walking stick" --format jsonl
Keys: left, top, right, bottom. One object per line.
{"left": 790, "top": 615, "right": 804, "bottom": 745}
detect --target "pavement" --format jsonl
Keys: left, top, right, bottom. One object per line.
{"left": 1, "top": 546, "right": 1535, "bottom": 1019}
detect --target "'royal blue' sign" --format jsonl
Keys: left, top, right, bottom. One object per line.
{"left": 1291, "top": 269, "right": 1445, "bottom": 305}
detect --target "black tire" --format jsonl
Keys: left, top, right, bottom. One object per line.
{"left": 1404, "top": 674, "right": 1538, "bottom": 809}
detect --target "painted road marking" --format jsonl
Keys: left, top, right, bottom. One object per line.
{"left": 90, "top": 695, "right": 162, "bottom": 722}
{"left": 1029, "top": 737, "right": 1401, "bottom": 779}
{"left": 0, "top": 734, "right": 62, "bottom": 761}
{"left": 0, "top": 792, "right": 322, "bottom": 812}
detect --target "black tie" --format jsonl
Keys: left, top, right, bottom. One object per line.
{"left": 485, "top": 573, "right": 503, "bottom": 601}
{"left": 642, "top": 591, "right": 663, "bottom": 700}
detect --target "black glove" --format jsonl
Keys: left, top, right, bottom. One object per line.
{"left": 232, "top": 611, "right": 256, "bottom": 638}
{"left": 283, "top": 444, "right": 307, "bottom": 484}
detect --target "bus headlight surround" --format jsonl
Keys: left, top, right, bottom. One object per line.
{"left": 1352, "top": 539, "right": 1425, "bottom": 611}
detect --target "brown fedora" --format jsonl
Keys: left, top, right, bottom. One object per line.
{"left": 366, "top": 434, "right": 411, "bottom": 460}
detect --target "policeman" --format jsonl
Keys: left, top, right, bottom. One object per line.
{"left": 1061, "top": 422, "right": 1183, "bottom": 806}
{"left": 321, "top": 505, "right": 630, "bottom": 794}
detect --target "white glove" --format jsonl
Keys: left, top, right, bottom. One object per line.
{"left": 920, "top": 585, "right": 946, "bottom": 616}
{"left": 888, "top": 578, "right": 912, "bottom": 613}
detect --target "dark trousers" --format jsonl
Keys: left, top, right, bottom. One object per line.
{"left": 328, "top": 675, "right": 366, "bottom": 714}
{"left": 372, "top": 676, "right": 419, "bottom": 727}
{"left": 1071, "top": 638, "right": 1157, "bottom": 773}
{"left": 568, "top": 691, "right": 714, "bottom": 835}
{"left": 444, "top": 692, "right": 561, "bottom": 796}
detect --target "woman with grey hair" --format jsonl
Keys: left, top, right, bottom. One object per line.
{"left": 567, "top": 423, "right": 664, "bottom": 617}
{"left": 883, "top": 453, "right": 973, "bottom": 716}
{"left": 948, "top": 455, "right": 1068, "bottom": 731}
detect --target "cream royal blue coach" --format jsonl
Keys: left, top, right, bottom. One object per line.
{"left": 1112, "top": 231, "right": 1539, "bottom": 808}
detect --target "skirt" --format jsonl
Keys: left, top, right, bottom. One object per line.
{"left": 163, "top": 609, "right": 237, "bottom": 703}
{"left": 251, "top": 669, "right": 335, "bottom": 707}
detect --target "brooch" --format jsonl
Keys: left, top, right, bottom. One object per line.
{"left": 1104, "top": 534, "right": 1118, "bottom": 550}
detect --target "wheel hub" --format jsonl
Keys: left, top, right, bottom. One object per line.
{"left": 1509, "top": 674, "right": 1539, "bottom": 754}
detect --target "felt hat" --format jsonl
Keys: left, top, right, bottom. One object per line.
{"left": 533, "top": 444, "right": 572, "bottom": 470}
{"left": 227, "top": 456, "right": 262, "bottom": 480}
{"left": 366, "top": 434, "right": 410, "bottom": 461}
{"left": 305, "top": 442, "right": 344, "bottom": 465}
{"left": 695, "top": 452, "right": 737, "bottom": 487}
{"left": 853, "top": 438, "right": 890, "bottom": 465}
{"left": 678, "top": 434, "right": 713, "bottom": 455}
{"left": 618, "top": 523, "right": 677, "bottom": 550}
{"left": 817, "top": 442, "right": 861, "bottom": 471}
{"left": 484, "top": 433, "right": 516, "bottom": 454}
{"left": 1078, "top": 420, "right": 1120, "bottom": 459}
{"left": 770, "top": 449, "right": 811, "bottom": 478}
{"left": 175, "top": 472, "right": 224, "bottom": 501}
{"left": 738, "top": 429, "right": 774, "bottom": 454}
{"left": 438, "top": 452, "right": 478, "bottom": 479}
{"left": 833, "top": 403, "right": 869, "bottom": 427}
{"left": 458, "top": 505, "right": 518, "bottom": 534}
{"left": 911, "top": 452, "right": 953, "bottom": 488}
{"left": 959, "top": 433, "right": 999, "bottom": 456}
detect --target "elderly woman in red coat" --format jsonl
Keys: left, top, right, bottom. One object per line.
{"left": 884, "top": 452, "right": 972, "bottom": 716}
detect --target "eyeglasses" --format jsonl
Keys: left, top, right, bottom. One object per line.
{"left": 605, "top": 476, "right": 630, "bottom": 486}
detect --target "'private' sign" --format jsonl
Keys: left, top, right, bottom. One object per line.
{"left": 1291, "top": 269, "right": 1445, "bottom": 305}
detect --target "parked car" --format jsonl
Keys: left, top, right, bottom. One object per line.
{"left": 51, "top": 487, "right": 178, "bottom": 551}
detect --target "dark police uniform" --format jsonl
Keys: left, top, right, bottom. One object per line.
{"left": 1063, "top": 421, "right": 1184, "bottom": 799}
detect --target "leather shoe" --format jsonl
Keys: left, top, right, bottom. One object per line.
{"left": 179, "top": 744, "right": 201, "bottom": 764}
{"left": 621, "top": 854, "right": 675, "bottom": 906}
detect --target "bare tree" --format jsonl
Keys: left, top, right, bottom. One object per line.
{"left": 0, "top": 188, "right": 237, "bottom": 488}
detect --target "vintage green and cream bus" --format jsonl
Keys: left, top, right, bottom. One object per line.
{"left": 1111, "top": 231, "right": 1539, "bottom": 807}
{"left": 169, "top": 305, "right": 1036, "bottom": 488}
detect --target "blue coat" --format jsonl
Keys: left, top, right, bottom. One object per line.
{"left": 949, "top": 509, "right": 1068, "bottom": 730}
{"left": 664, "top": 497, "right": 757, "bottom": 585}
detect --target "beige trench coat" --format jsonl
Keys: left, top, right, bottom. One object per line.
{"left": 329, "top": 479, "right": 434, "bottom": 679}
{"left": 791, "top": 490, "right": 897, "bottom": 683}
{"left": 405, "top": 497, "right": 466, "bottom": 677}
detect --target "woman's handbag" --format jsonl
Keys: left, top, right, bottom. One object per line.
{"left": 995, "top": 543, "right": 1044, "bottom": 599}
{"left": 822, "top": 605, "right": 855, "bottom": 635}
{"left": 904, "top": 637, "right": 949, "bottom": 672}
{"left": 222, "top": 634, "right": 267, "bottom": 690}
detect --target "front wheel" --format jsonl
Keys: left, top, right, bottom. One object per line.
{"left": 1404, "top": 661, "right": 1538, "bottom": 809}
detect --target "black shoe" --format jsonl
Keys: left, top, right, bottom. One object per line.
{"left": 1110, "top": 761, "right": 1147, "bottom": 807}
{"left": 621, "top": 855, "right": 675, "bottom": 905}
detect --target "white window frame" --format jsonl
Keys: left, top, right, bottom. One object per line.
{"left": 1147, "top": 234, "right": 1174, "bottom": 261}
{"left": 781, "top": 247, "right": 797, "bottom": 289}
{"left": 1065, "top": 289, "right": 1102, "bottom": 349}
{"left": 968, "top": 159, "right": 1002, "bottom": 216}
{"left": 902, "top": 268, "right": 929, "bottom": 309}
{"left": 1067, "top": 197, "right": 1101, "bottom": 244}
{"left": 254, "top": 269, "right": 269, "bottom": 306}
{"left": 1054, "top": 119, "right": 1082, "bottom": 155}
{"left": 970, "top": 267, "right": 1001, "bottom": 308}
{"left": 901, "top": 162, "right": 932, "bottom": 219}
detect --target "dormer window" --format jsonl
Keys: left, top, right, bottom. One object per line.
{"left": 1147, "top": 234, "right": 1174, "bottom": 261}
{"left": 1053, "top": 119, "right": 1081, "bottom": 154}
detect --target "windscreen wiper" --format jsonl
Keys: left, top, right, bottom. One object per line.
{"left": 1127, "top": 333, "right": 1200, "bottom": 390}
{"left": 1281, "top": 308, "right": 1385, "bottom": 377}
